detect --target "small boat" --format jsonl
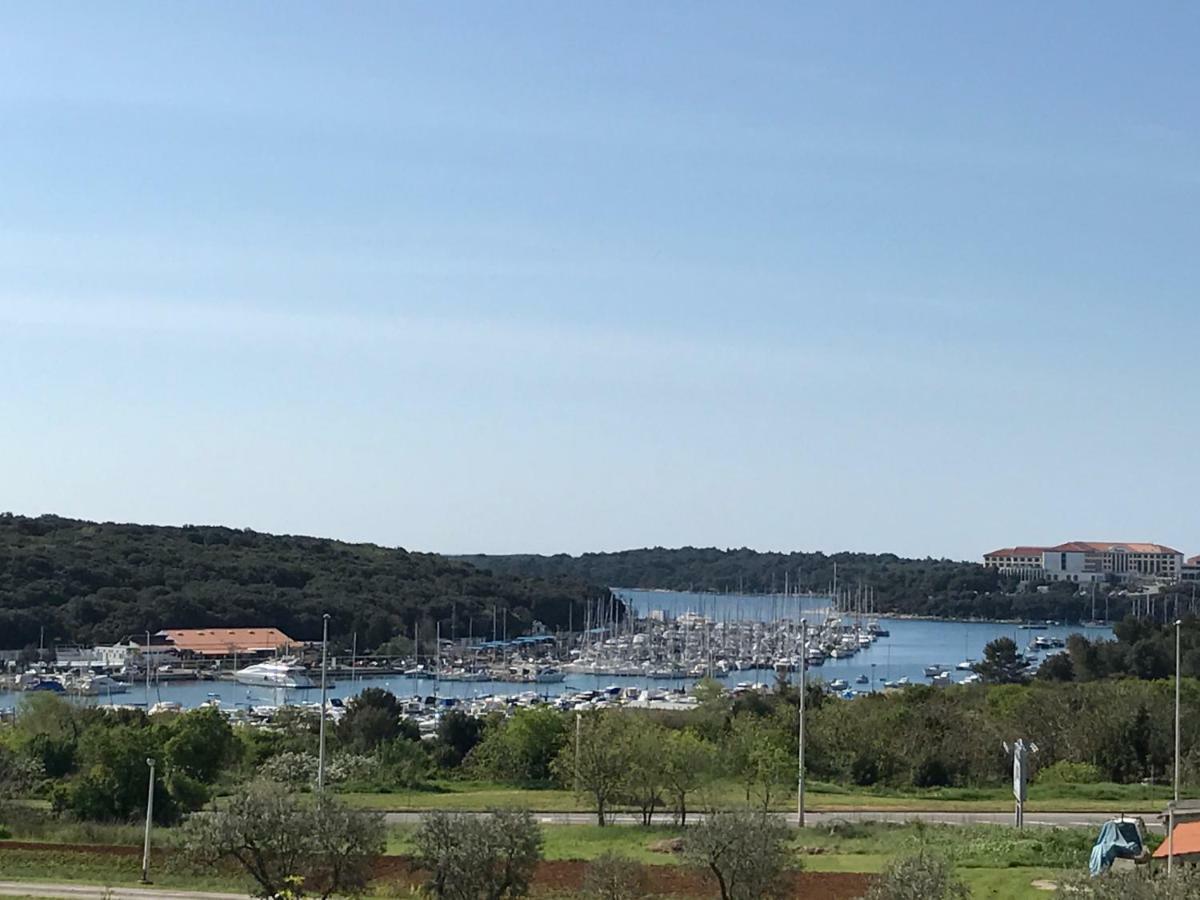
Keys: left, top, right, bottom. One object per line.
{"left": 829, "top": 678, "right": 849, "bottom": 690}
{"left": 931, "top": 671, "right": 951, "bottom": 684}
{"left": 923, "top": 665, "right": 946, "bottom": 677}
{"left": 855, "top": 674, "right": 869, "bottom": 684}
{"left": 955, "top": 660, "right": 975, "bottom": 671}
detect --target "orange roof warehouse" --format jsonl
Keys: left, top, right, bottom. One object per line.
{"left": 153, "top": 627, "right": 299, "bottom": 658}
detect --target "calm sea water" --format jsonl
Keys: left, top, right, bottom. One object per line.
{"left": 0, "top": 590, "right": 1112, "bottom": 712}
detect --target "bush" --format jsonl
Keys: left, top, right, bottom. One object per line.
{"left": 684, "top": 809, "right": 794, "bottom": 900}
{"left": 1055, "top": 868, "right": 1200, "bottom": 899}
{"left": 1037, "top": 760, "right": 1103, "bottom": 785}
{"left": 865, "top": 852, "right": 969, "bottom": 900}
{"left": 181, "top": 781, "right": 385, "bottom": 899}
{"left": 581, "top": 851, "right": 648, "bottom": 900}
{"left": 414, "top": 808, "right": 544, "bottom": 899}
{"left": 258, "top": 751, "right": 318, "bottom": 789}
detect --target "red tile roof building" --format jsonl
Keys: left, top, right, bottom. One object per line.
{"left": 154, "top": 627, "right": 299, "bottom": 658}
{"left": 984, "top": 542, "right": 1186, "bottom": 584}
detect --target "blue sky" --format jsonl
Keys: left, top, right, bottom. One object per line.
{"left": 1, "top": 3, "right": 1197, "bottom": 560}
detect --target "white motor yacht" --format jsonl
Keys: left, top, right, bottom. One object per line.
{"left": 234, "top": 659, "right": 316, "bottom": 689}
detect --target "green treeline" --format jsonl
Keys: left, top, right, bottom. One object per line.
{"left": 458, "top": 546, "right": 1144, "bottom": 621}
{"left": 0, "top": 514, "right": 609, "bottom": 650}
{"left": 5, "top": 673, "right": 1198, "bottom": 829}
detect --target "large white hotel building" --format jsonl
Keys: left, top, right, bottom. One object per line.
{"left": 983, "top": 541, "right": 1192, "bottom": 584}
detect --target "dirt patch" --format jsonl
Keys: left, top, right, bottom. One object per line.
{"left": 2, "top": 842, "right": 874, "bottom": 898}
{"left": 383, "top": 857, "right": 872, "bottom": 898}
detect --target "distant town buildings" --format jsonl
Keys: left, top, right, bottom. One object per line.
{"left": 983, "top": 542, "right": 1189, "bottom": 584}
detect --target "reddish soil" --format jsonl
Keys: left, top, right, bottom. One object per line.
{"left": 379, "top": 856, "right": 872, "bottom": 898}
{"left": 3, "top": 842, "right": 874, "bottom": 898}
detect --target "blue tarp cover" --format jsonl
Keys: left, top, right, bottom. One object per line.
{"left": 1089, "top": 819, "right": 1144, "bottom": 877}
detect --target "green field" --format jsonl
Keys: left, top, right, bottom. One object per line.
{"left": 336, "top": 777, "right": 1174, "bottom": 814}
{"left": 0, "top": 819, "right": 1102, "bottom": 900}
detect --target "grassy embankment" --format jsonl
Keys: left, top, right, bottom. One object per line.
{"left": 0, "top": 818, "right": 1107, "bottom": 899}
{"left": 337, "top": 777, "right": 1176, "bottom": 813}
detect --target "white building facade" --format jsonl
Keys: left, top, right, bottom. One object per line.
{"left": 984, "top": 541, "right": 1185, "bottom": 584}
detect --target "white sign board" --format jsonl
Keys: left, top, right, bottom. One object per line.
{"left": 1012, "top": 739, "right": 1028, "bottom": 803}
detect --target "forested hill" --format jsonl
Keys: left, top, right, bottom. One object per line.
{"left": 0, "top": 514, "right": 610, "bottom": 651}
{"left": 456, "top": 547, "right": 1108, "bottom": 621}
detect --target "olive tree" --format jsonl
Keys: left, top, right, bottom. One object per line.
{"left": 581, "top": 851, "right": 648, "bottom": 900}
{"left": 552, "top": 710, "right": 635, "bottom": 826}
{"left": 662, "top": 729, "right": 717, "bottom": 825}
{"left": 684, "top": 809, "right": 794, "bottom": 900}
{"left": 865, "top": 852, "right": 969, "bottom": 900}
{"left": 180, "top": 781, "right": 385, "bottom": 899}
{"left": 414, "top": 809, "right": 544, "bottom": 900}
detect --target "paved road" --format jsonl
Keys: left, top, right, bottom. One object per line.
{"left": 0, "top": 884, "right": 245, "bottom": 900}
{"left": 382, "top": 808, "right": 1165, "bottom": 833}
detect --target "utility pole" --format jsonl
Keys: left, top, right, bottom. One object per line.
{"left": 574, "top": 712, "right": 582, "bottom": 793}
{"left": 140, "top": 758, "right": 156, "bottom": 883}
{"left": 144, "top": 630, "right": 151, "bottom": 709}
{"left": 797, "top": 618, "right": 807, "bottom": 827}
{"left": 317, "top": 613, "right": 330, "bottom": 792}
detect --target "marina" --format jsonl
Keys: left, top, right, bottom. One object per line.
{"left": 0, "top": 589, "right": 1113, "bottom": 715}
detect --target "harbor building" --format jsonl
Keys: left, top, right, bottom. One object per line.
{"left": 151, "top": 627, "right": 299, "bottom": 659}
{"left": 983, "top": 542, "right": 1185, "bottom": 584}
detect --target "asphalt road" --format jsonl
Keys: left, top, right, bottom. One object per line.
{"left": 382, "top": 808, "right": 1166, "bottom": 833}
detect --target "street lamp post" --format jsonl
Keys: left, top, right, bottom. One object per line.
{"left": 797, "top": 618, "right": 807, "bottom": 827}
{"left": 317, "top": 613, "right": 330, "bottom": 793}
{"left": 141, "top": 758, "right": 156, "bottom": 883}
{"left": 1169, "top": 619, "right": 1182, "bottom": 876}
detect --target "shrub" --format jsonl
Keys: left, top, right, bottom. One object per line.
{"left": 684, "top": 809, "right": 794, "bottom": 900}
{"left": 1036, "top": 760, "right": 1103, "bottom": 785}
{"left": 181, "top": 781, "right": 385, "bottom": 899}
{"left": 258, "top": 751, "right": 318, "bottom": 789}
{"left": 1055, "top": 868, "right": 1200, "bottom": 899}
{"left": 581, "top": 851, "right": 648, "bottom": 900}
{"left": 865, "top": 852, "right": 969, "bottom": 900}
{"left": 414, "top": 808, "right": 544, "bottom": 899}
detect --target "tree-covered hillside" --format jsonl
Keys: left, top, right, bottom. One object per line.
{"left": 458, "top": 547, "right": 1119, "bottom": 622}
{"left": 0, "top": 514, "right": 609, "bottom": 651}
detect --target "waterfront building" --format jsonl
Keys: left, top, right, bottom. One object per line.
{"left": 152, "top": 627, "right": 298, "bottom": 659}
{"left": 984, "top": 541, "right": 1185, "bottom": 584}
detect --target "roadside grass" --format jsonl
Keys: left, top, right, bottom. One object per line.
{"left": 336, "top": 777, "right": 1175, "bottom": 813}
{"left": 0, "top": 847, "right": 249, "bottom": 893}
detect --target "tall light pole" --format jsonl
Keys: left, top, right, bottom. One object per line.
{"left": 141, "top": 757, "right": 156, "bottom": 883}
{"left": 317, "top": 613, "right": 330, "bottom": 793}
{"left": 797, "top": 618, "right": 807, "bottom": 827}
{"left": 1169, "top": 619, "right": 1182, "bottom": 876}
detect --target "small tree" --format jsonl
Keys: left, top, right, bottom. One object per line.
{"left": 974, "top": 638, "right": 1027, "bottom": 684}
{"left": 581, "top": 851, "right": 648, "bottom": 900}
{"left": 725, "top": 716, "right": 792, "bottom": 811}
{"left": 414, "top": 809, "right": 544, "bottom": 900}
{"left": 865, "top": 852, "right": 969, "bottom": 900}
{"left": 684, "top": 809, "right": 793, "bottom": 900}
{"left": 662, "top": 729, "right": 717, "bottom": 825}
{"left": 181, "top": 781, "right": 384, "bottom": 899}
{"left": 552, "top": 710, "right": 634, "bottom": 826}
{"left": 336, "top": 688, "right": 405, "bottom": 753}
{"left": 622, "top": 722, "right": 667, "bottom": 826}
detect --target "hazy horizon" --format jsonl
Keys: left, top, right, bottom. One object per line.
{"left": 3, "top": 3, "right": 1197, "bottom": 561}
